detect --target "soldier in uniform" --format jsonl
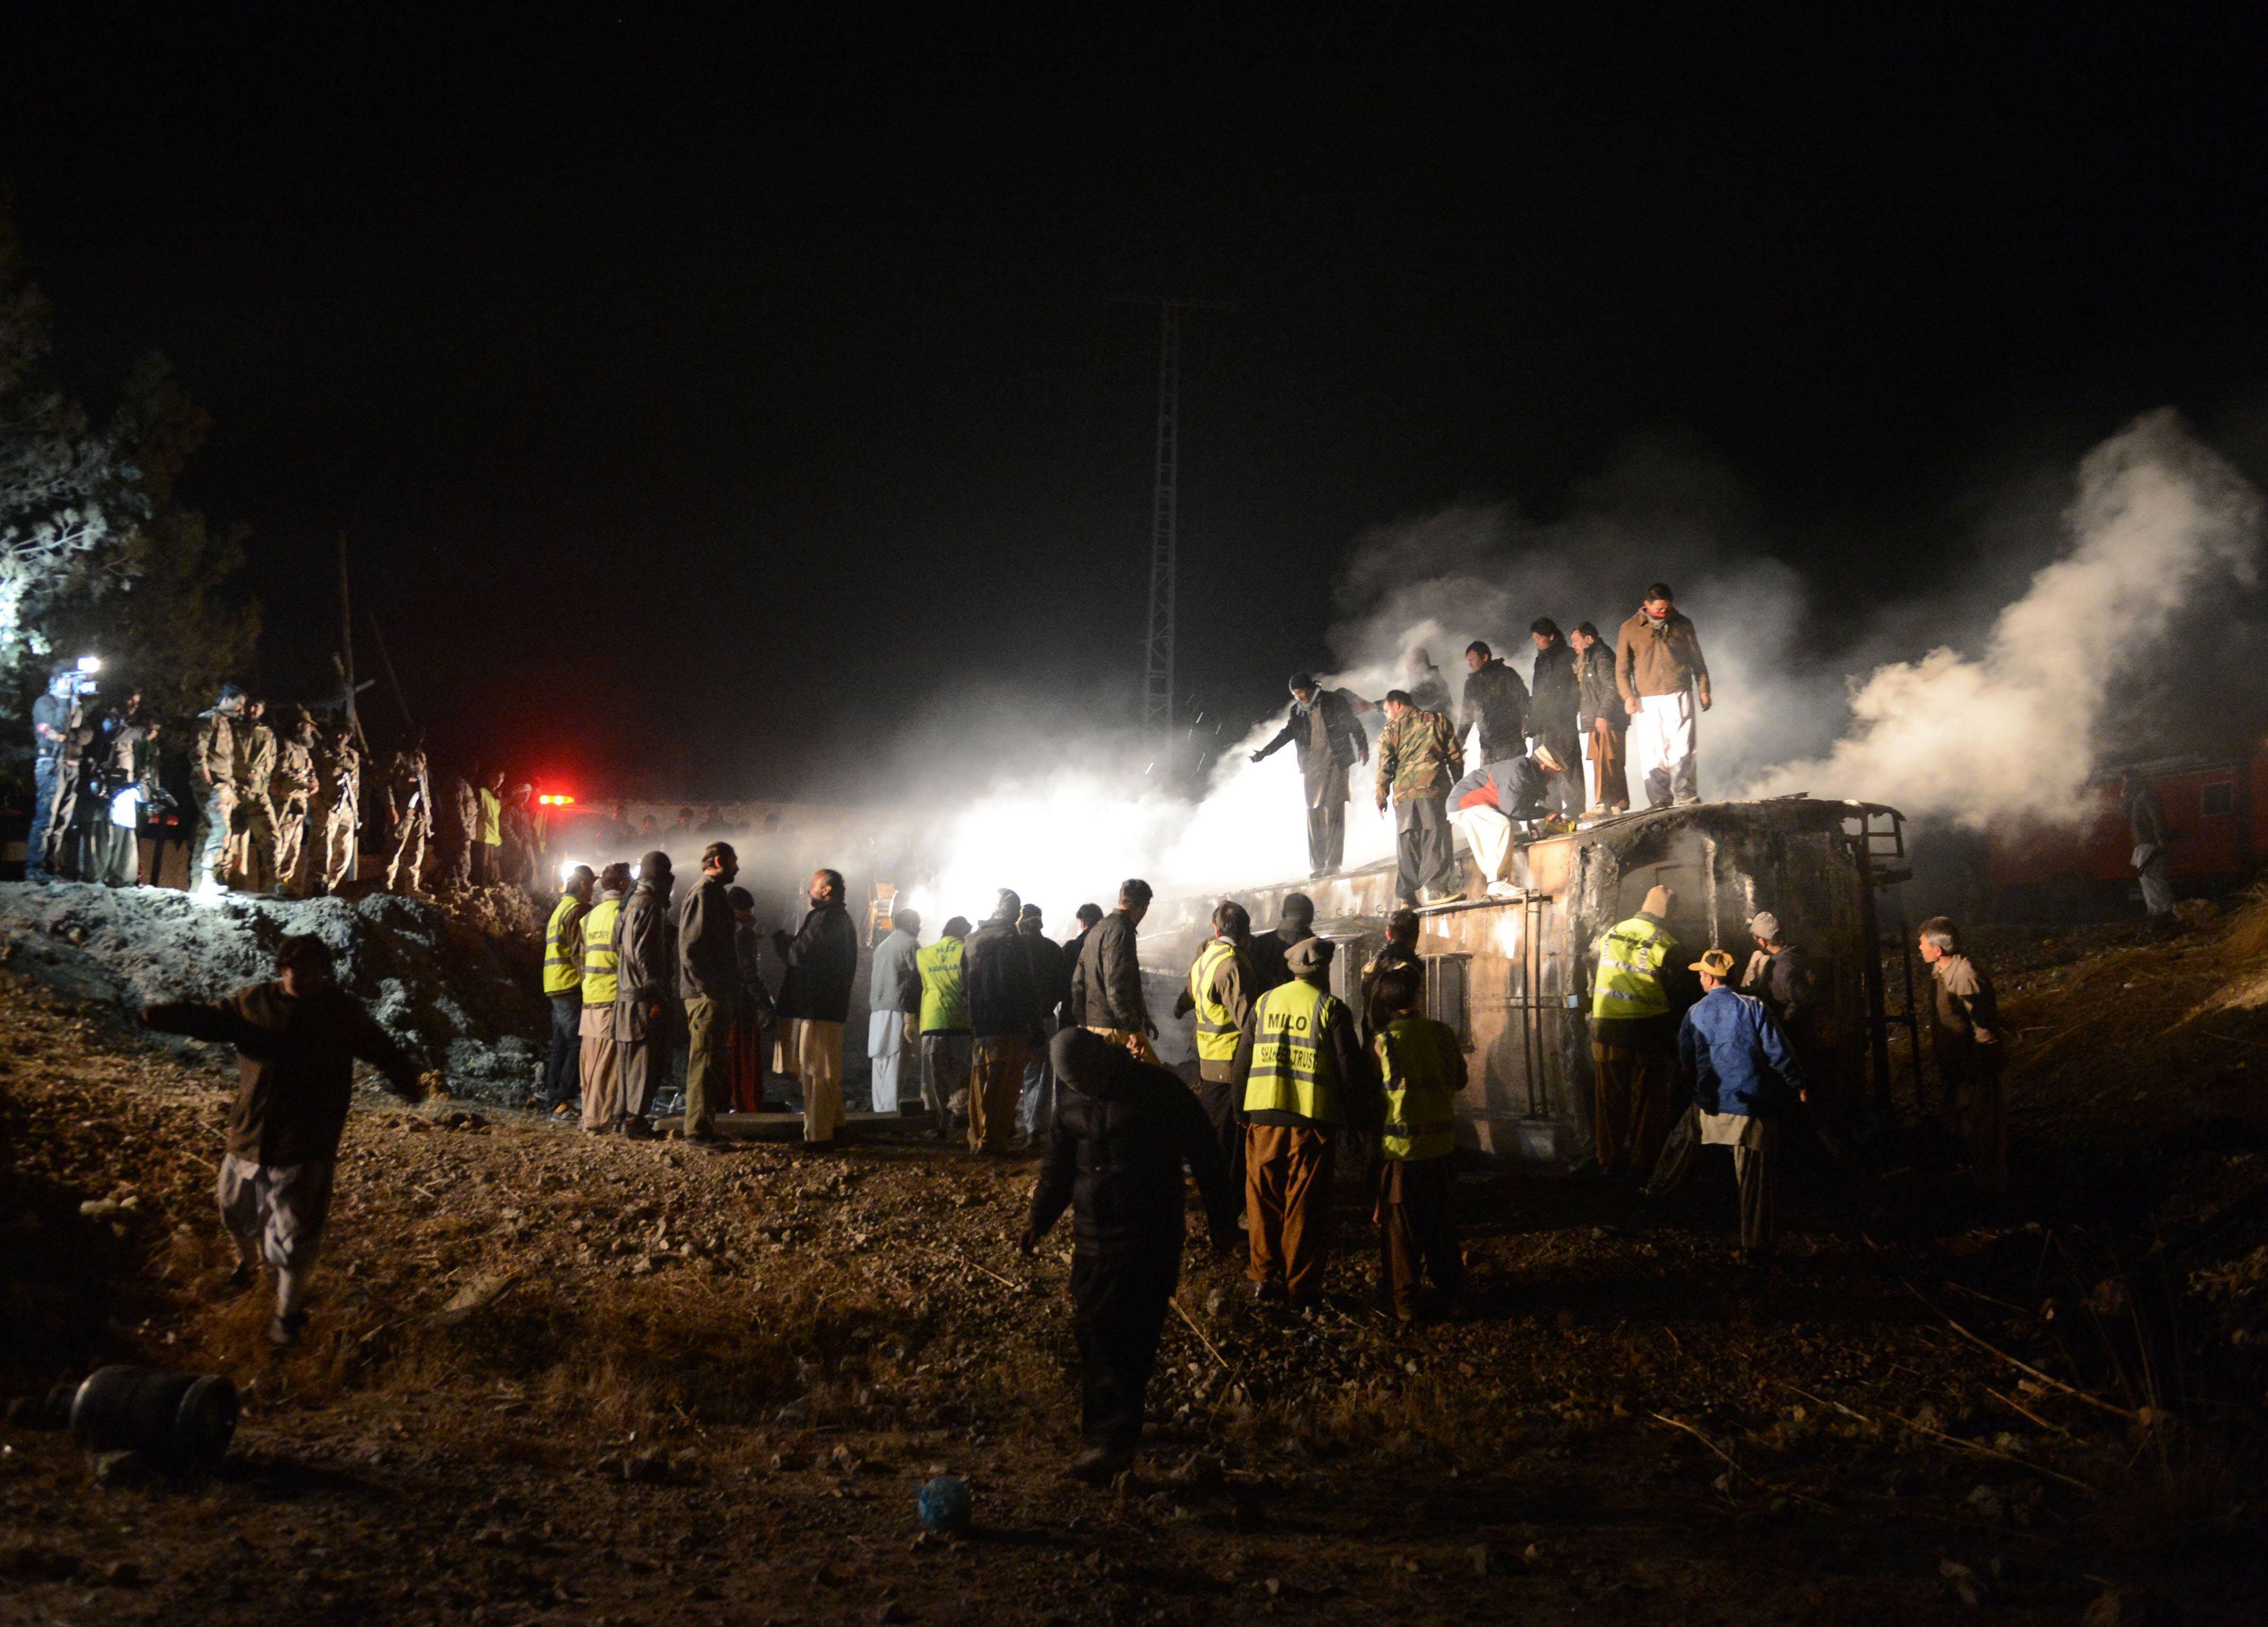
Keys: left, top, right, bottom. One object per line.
{"left": 1375, "top": 688, "right": 1465, "bottom": 906}
{"left": 229, "top": 698, "right": 280, "bottom": 891}
{"left": 190, "top": 685, "right": 246, "bottom": 898}
{"left": 384, "top": 733, "right": 433, "bottom": 893}
{"left": 316, "top": 725, "right": 362, "bottom": 894}
{"left": 271, "top": 713, "right": 321, "bottom": 896}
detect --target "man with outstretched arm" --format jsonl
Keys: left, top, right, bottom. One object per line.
{"left": 141, "top": 934, "right": 440, "bottom": 1346}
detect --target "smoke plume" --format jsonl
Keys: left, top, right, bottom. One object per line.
{"left": 1740, "top": 410, "right": 2262, "bottom": 826}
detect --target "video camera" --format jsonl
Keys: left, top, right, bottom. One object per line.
{"left": 58, "top": 655, "right": 101, "bottom": 700}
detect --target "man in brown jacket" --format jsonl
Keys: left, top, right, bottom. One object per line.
{"left": 141, "top": 934, "right": 437, "bottom": 1345}
{"left": 1919, "top": 916, "right": 2006, "bottom": 1195}
{"left": 1614, "top": 583, "right": 1711, "bottom": 809}
{"left": 1375, "top": 690, "right": 1464, "bottom": 905}
{"left": 1070, "top": 878, "right": 1159, "bottom": 1062}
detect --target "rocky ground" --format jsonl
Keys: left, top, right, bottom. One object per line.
{"left": 3, "top": 899, "right": 2267, "bottom": 1624}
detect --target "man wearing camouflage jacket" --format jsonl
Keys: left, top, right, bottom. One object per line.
{"left": 1375, "top": 689, "right": 1464, "bottom": 906}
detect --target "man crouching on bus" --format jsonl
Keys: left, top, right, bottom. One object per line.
{"left": 143, "top": 934, "right": 441, "bottom": 1345}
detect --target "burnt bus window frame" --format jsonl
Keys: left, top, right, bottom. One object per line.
{"left": 1422, "top": 951, "right": 1472, "bottom": 1048}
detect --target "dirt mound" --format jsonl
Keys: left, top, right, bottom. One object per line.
{"left": 0, "top": 881, "right": 547, "bottom": 1101}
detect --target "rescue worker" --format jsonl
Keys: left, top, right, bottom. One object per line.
{"left": 966, "top": 889, "right": 1045, "bottom": 1154}
{"left": 189, "top": 684, "right": 245, "bottom": 898}
{"left": 1236, "top": 936, "right": 1377, "bottom": 1308}
{"left": 1402, "top": 646, "right": 1453, "bottom": 718}
{"left": 1022, "top": 1026, "right": 1239, "bottom": 1485}
{"left": 383, "top": 732, "right": 432, "bottom": 894}
{"left": 1171, "top": 899, "right": 1257, "bottom": 1178}
{"left": 1375, "top": 689, "right": 1465, "bottom": 906}
{"left": 40, "top": 693, "right": 97, "bottom": 880}
{"left": 1251, "top": 674, "right": 1374, "bottom": 879}
{"left": 501, "top": 782, "right": 538, "bottom": 890}
{"left": 1527, "top": 619, "right": 1581, "bottom": 820}
{"left": 1591, "top": 884, "right": 1679, "bottom": 1182}
{"left": 1359, "top": 907, "right": 1424, "bottom": 1042}
{"left": 772, "top": 867, "right": 859, "bottom": 1149}
{"left": 578, "top": 863, "right": 631, "bottom": 1132}
{"left": 271, "top": 713, "right": 319, "bottom": 897}
{"left": 1369, "top": 963, "right": 1467, "bottom": 1321}
{"left": 917, "top": 915, "right": 974, "bottom": 1142}
{"left": 1739, "top": 911, "right": 1820, "bottom": 1087}
{"left": 26, "top": 665, "right": 76, "bottom": 882}
{"left": 1446, "top": 745, "right": 1563, "bottom": 899}
{"left": 1019, "top": 904, "right": 1071, "bottom": 1148}
{"left": 475, "top": 767, "right": 504, "bottom": 886}
{"left": 1569, "top": 621, "right": 1629, "bottom": 815}
{"left": 615, "top": 850, "right": 678, "bottom": 1139}
{"left": 677, "top": 841, "right": 742, "bottom": 1148}
{"left": 1457, "top": 641, "right": 1529, "bottom": 767}
{"left": 1615, "top": 582, "right": 1711, "bottom": 809}
{"left": 229, "top": 698, "right": 279, "bottom": 891}
{"left": 316, "top": 723, "right": 361, "bottom": 893}
{"left": 1247, "top": 892, "right": 1315, "bottom": 994}
{"left": 542, "top": 865, "right": 595, "bottom": 1116}
{"left": 1068, "top": 878, "right": 1158, "bottom": 1061}
{"left": 1647, "top": 949, "right": 1804, "bottom": 1257}
{"left": 140, "top": 934, "right": 439, "bottom": 1345}
{"left": 83, "top": 694, "right": 158, "bottom": 888}
{"left": 2122, "top": 768, "right": 2175, "bottom": 921}
{"left": 866, "top": 909, "right": 923, "bottom": 1115}
{"left": 1919, "top": 916, "right": 2006, "bottom": 1195}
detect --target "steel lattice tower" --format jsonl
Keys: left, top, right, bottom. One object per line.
{"left": 1142, "top": 302, "right": 1182, "bottom": 761}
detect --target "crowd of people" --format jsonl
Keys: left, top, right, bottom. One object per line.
{"left": 25, "top": 669, "right": 553, "bottom": 900}
{"left": 1252, "top": 582, "right": 1711, "bottom": 905}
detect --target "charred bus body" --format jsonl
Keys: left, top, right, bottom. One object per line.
{"left": 1141, "top": 798, "right": 1916, "bottom": 1164}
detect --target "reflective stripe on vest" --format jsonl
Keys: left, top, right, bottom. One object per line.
{"left": 1374, "top": 1015, "right": 1461, "bottom": 1160}
{"left": 917, "top": 937, "right": 968, "bottom": 1032}
{"left": 1243, "top": 977, "right": 1344, "bottom": 1124}
{"left": 1188, "top": 938, "right": 1247, "bottom": 1063}
{"left": 1591, "top": 914, "right": 1674, "bottom": 1020}
{"left": 581, "top": 897, "right": 623, "bottom": 1006}
{"left": 543, "top": 895, "right": 585, "bottom": 995}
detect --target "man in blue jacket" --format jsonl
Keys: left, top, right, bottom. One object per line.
{"left": 1650, "top": 947, "right": 1804, "bottom": 1257}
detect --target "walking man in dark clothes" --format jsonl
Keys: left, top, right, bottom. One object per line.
{"left": 677, "top": 841, "right": 742, "bottom": 1148}
{"left": 1021, "top": 1027, "right": 1239, "bottom": 1485}
{"left": 142, "top": 934, "right": 439, "bottom": 1345}
{"left": 773, "top": 868, "right": 860, "bottom": 1147}
{"left": 1246, "top": 892, "right": 1315, "bottom": 994}
{"left": 615, "top": 850, "right": 678, "bottom": 1139}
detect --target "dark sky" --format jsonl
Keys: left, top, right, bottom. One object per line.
{"left": 6, "top": 5, "right": 2267, "bottom": 798}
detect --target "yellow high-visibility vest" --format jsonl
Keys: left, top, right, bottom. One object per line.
{"left": 917, "top": 937, "right": 968, "bottom": 1032}
{"left": 1592, "top": 914, "right": 1675, "bottom": 1021}
{"left": 1243, "top": 976, "right": 1345, "bottom": 1124}
{"left": 581, "top": 896, "right": 624, "bottom": 1006}
{"left": 543, "top": 895, "right": 586, "bottom": 995}
{"left": 1188, "top": 938, "right": 1248, "bottom": 1063}
{"left": 479, "top": 788, "right": 502, "bottom": 846}
{"left": 1374, "top": 1015, "right": 1462, "bottom": 1160}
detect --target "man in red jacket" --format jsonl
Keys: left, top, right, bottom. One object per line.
{"left": 142, "top": 934, "right": 439, "bottom": 1345}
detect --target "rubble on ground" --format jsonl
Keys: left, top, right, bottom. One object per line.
{"left": 0, "top": 880, "right": 548, "bottom": 1101}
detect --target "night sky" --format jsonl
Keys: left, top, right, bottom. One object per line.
{"left": 7, "top": 6, "right": 2267, "bottom": 799}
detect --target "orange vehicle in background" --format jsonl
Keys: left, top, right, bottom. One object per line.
{"left": 1987, "top": 739, "right": 2268, "bottom": 920}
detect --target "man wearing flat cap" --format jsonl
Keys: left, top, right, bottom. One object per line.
{"left": 1251, "top": 674, "right": 1375, "bottom": 879}
{"left": 1235, "top": 935, "right": 1379, "bottom": 1308}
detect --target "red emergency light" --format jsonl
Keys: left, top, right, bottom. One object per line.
{"left": 538, "top": 793, "right": 577, "bottom": 807}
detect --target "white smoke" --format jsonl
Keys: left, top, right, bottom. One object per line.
{"left": 886, "top": 411, "right": 2263, "bottom": 929}
{"left": 1740, "top": 410, "right": 2262, "bottom": 827}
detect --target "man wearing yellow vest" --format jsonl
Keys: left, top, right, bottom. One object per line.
{"left": 1591, "top": 884, "right": 1680, "bottom": 1181}
{"left": 475, "top": 767, "right": 504, "bottom": 887}
{"left": 1236, "top": 936, "right": 1377, "bottom": 1307}
{"left": 916, "top": 915, "right": 974, "bottom": 1143}
{"left": 577, "top": 862, "right": 632, "bottom": 1132}
{"left": 541, "top": 865, "right": 595, "bottom": 1118}
{"left": 1171, "top": 900, "right": 1257, "bottom": 1181}
{"left": 1369, "top": 963, "right": 1468, "bottom": 1321}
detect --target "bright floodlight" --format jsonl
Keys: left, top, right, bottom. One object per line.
{"left": 76, "top": 655, "right": 100, "bottom": 672}
{"left": 558, "top": 859, "right": 585, "bottom": 883}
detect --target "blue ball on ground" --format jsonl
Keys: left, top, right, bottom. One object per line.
{"left": 917, "top": 1474, "right": 973, "bottom": 1534}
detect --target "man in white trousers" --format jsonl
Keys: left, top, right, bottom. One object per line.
{"left": 867, "top": 909, "right": 922, "bottom": 1112}
{"left": 1614, "top": 582, "right": 1712, "bottom": 809}
{"left": 1446, "top": 746, "right": 1562, "bottom": 898}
